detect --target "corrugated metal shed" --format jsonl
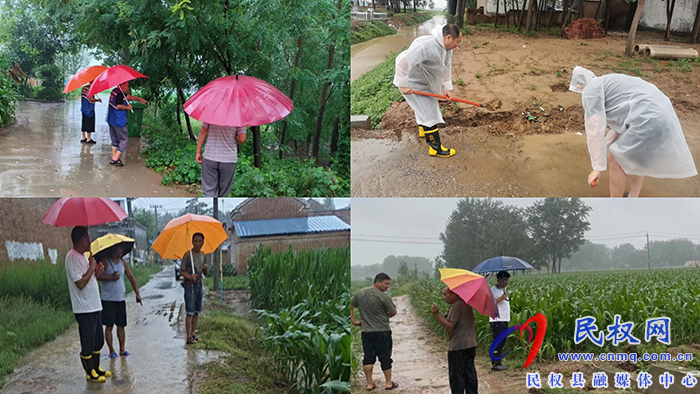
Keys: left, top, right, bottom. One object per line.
{"left": 234, "top": 216, "right": 350, "bottom": 238}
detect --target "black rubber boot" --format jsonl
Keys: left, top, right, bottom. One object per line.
{"left": 81, "top": 354, "right": 105, "bottom": 382}
{"left": 424, "top": 128, "right": 455, "bottom": 157}
{"left": 92, "top": 351, "right": 112, "bottom": 378}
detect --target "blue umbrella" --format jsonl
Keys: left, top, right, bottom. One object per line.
{"left": 472, "top": 256, "right": 534, "bottom": 274}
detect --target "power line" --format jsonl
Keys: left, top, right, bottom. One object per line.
{"left": 352, "top": 238, "right": 443, "bottom": 245}
{"left": 352, "top": 233, "right": 439, "bottom": 241}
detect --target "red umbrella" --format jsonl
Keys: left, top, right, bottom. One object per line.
{"left": 87, "top": 65, "right": 147, "bottom": 96}
{"left": 183, "top": 75, "right": 293, "bottom": 127}
{"left": 63, "top": 65, "right": 108, "bottom": 94}
{"left": 42, "top": 198, "right": 128, "bottom": 227}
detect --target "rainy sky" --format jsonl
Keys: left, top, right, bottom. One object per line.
{"left": 351, "top": 198, "right": 700, "bottom": 266}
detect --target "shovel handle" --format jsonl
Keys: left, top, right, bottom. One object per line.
{"left": 412, "top": 90, "right": 482, "bottom": 107}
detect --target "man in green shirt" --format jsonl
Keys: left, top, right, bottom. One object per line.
{"left": 351, "top": 273, "right": 398, "bottom": 391}
{"left": 179, "top": 232, "right": 209, "bottom": 345}
{"left": 431, "top": 287, "right": 478, "bottom": 394}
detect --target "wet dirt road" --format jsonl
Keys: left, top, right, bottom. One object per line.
{"left": 1, "top": 266, "right": 218, "bottom": 394}
{"left": 351, "top": 16, "right": 447, "bottom": 82}
{"left": 0, "top": 100, "right": 196, "bottom": 197}
{"left": 355, "top": 295, "right": 494, "bottom": 394}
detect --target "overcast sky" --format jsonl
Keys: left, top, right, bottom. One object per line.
{"left": 351, "top": 198, "right": 700, "bottom": 266}
{"left": 125, "top": 198, "right": 350, "bottom": 216}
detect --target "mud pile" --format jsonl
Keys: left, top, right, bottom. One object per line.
{"left": 379, "top": 100, "right": 585, "bottom": 137}
{"left": 563, "top": 18, "right": 606, "bottom": 40}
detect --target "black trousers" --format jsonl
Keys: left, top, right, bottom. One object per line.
{"left": 448, "top": 347, "right": 478, "bottom": 394}
{"left": 361, "top": 331, "right": 393, "bottom": 371}
{"left": 75, "top": 311, "right": 104, "bottom": 357}
{"left": 490, "top": 321, "right": 509, "bottom": 366}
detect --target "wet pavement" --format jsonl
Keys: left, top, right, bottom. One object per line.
{"left": 1, "top": 266, "right": 220, "bottom": 394}
{"left": 0, "top": 100, "right": 196, "bottom": 197}
{"left": 351, "top": 16, "right": 447, "bottom": 82}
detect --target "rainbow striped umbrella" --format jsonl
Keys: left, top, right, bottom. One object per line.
{"left": 439, "top": 268, "right": 498, "bottom": 318}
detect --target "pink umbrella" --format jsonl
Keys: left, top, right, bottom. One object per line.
{"left": 87, "top": 65, "right": 147, "bottom": 96}
{"left": 42, "top": 198, "right": 127, "bottom": 227}
{"left": 439, "top": 268, "right": 498, "bottom": 318}
{"left": 183, "top": 75, "right": 293, "bottom": 127}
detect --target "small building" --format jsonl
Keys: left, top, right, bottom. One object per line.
{"left": 90, "top": 219, "right": 148, "bottom": 263}
{"left": 229, "top": 198, "right": 351, "bottom": 274}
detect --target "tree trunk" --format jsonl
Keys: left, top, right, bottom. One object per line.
{"left": 526, "top": 0, "right": 535, "bottom": 32}
{"left": 546, "top": 0, "right": 556, "bottom": 30}
{"left": 252, "top": 126, "right": 261, "bottom": 169}
{"left": 495, "top": 0, "right": 500, "bottom": 27}
{"left": 692, "top": 0, "right": 700, "bottom": 43}
{"left": 175, "top": 94, "right": 182, "bottom": 131}
{"left": 279, "top": 37, "right": 302, "bottom": 159}
{"left": 330, "top": 117, "right": 340, "bottom": 156}
{"left": 518, "top": 0, "right": 527, "bottom": 30}
{"left": 605, "top": 0, "right": 611, "bottom": 34}
{"left": 558, "top": 256, "right": 562, "bottom": 273}
{"left": 561, "top": 0, "right": 574, "bottom": 37}
{"left": 457, "top": 0, "right": 466, "bottom": 28}
{"left": 177, "top": 86, "right": 195, "bottom": 141}
{"left": 313, "top": 45, "right": 336, "bottom": 164}
{"left": 625, "top": 0, "right": 647, "bottom": 56}
{"left": 448, "top": 0, "right": 457, "bottom": 15}
{"left": 414, "top": 0, "right": 417, "bottom": 12}
{"left": 665, "top": 0, "right": 677, "bottom": 41}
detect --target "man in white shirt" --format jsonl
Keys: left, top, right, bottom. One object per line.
{"left": 489, "top": 271, "right": 510, "bottom": 371}
{"left": 65, "top": 226, "right": 111, "bottom": 382}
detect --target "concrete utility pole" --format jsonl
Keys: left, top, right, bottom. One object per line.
{"left": 213, "top": 198, "right": 220, "bottom": 293}
{"left": 127, "top": 198, "right": 135, "bottom": 266}
{"left": 647, "top": 232, "right": 651, "bottom": 269}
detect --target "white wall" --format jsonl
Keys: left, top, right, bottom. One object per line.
{"left": 640, "top": 0, "right": 697, "bottom": 34}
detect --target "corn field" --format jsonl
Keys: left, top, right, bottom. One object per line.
{"left": 249, "top": 246, "right": 351, "bottom": 394}
{"left": 408, "top": 269, "right": 700, "bottom": 361}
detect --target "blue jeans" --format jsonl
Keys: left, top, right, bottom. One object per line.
{"left": 184, "top": 283, "right": 202, "bottom": 316}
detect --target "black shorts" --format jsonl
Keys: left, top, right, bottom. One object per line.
{"left": 361, "top": 331, "right": 393, "bottom": 370}
{"left": 82, "top": 113, "right": 95, "bottom": 133}
{"left": 101, "top": 300, "right": 127, "bottom": 327}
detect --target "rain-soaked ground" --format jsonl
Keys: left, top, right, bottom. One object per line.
{"left": 1, "top": 266, "right": 220, "bottom": 394}
{"left": 0, "top": 100, "right": 196, "bottom": 197}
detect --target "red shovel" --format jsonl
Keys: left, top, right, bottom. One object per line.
{"left": 413, "top": 90, "right": 482, "bottom": 107}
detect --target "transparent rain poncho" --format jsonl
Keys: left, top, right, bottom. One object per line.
{"left": 570, "top": 66, "right": 697, "bottom": 178}
{"left": 393, "top": 25, "right": 453, "bottom": 127}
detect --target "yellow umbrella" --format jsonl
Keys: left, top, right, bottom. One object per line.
{"left": 84, "top": 233, "right": 135, "bottom": 260}
{"left": 151, "top": 214, "right": 227, "bottom": 274}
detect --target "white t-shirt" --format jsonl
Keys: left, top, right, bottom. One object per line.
{"left": 65, "top": 249, "right": 102, "bottom": 314}
{"left": 490, "top": 285, "right": 510, "bottom": 323}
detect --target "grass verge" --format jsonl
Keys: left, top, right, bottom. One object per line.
{"left": 351, "top": 21, "right": 397, "bottom": 45}
{"left": 350, "top": 52, "right": 404, "bottom": 128}
{"left": 194, "top": 303, "right": 290, "bottom": 394}
{"left": 203, "top": 275, "right": 249, "bottom": 291}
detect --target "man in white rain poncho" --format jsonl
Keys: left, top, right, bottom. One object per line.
{"left": 394, "top": 24, "right": 463, "bottom": 157}
{"left": 570, "top": 66, "right": 697, "bottom": 197}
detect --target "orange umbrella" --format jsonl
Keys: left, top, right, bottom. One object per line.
{"left": 151, "top": 213, "right": 227, "bottom": 261}
{"left": 63, "top": 65, "right": 109, "bottom": 94}
{"left": 439, "top": 268, "right": 498, "bottom": 318}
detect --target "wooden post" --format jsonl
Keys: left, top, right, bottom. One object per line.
{"left": 692, "top": 0, "right": 700, "bottom": 43}
{"left": 664, "top": 0, "right": 677, "bottom": 41}
{"left": 518, "top": 0, "right": 527, "bottom": 29}
{"left": 496, "top": 0, "right": 500, "bottom": 27}
{"left": 526, "top": 0, "right": 535, "bottom": 32}
{"left": 604, "top": 0, "right": 611, "bottom": 35}
{"left": 625, "top": 0, "right": 647, "bottom": 57}
{"left": 504, "top": 0, "right": 510, "bottom": 27}
{"left": 546, "top": 0, "right": 556, "bottom": 30}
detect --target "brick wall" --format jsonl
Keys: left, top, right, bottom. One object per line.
{"left": 0, "top": 198, "right": 72, "bottom": 266}
{"left": 233, "top": 231, "right": 350, "bottom": 274}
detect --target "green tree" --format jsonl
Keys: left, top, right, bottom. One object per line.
{"left": 527, "top": 198, "right": 591, "bottom": 274}
{"left": 439, "top": 198, "right": 533, "bottom": 270}
{"left": 562, "top": 241, "right": 611, "bottom": 271}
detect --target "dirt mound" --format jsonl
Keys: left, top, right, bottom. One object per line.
{"left": 481, "top": 98, "right": 502, "bottom": 111}
{"left": 551, "top": 82, "right": 569, "bottom": 92}
{"left": 379, "top": 100, "right": 585, "bottom": 136}
{"left": 563, "top": 18, "right": 606, "bottom": 40}
{"left": 671, "top": 97, "right": 700, "bottom": 112}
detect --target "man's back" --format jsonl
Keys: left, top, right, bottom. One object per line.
{"left": 351, "top": 287, "right": 396, "bottom": 332}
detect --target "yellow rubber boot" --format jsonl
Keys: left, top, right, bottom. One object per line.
{"left": 81, "top": 354, "right": 106, "bottom": 382}
{"left": 92, "top": 351, "right": 112, "bottom": 378}
{"left": 424, "top": 129, "right": 456, "bottom": 157}
{"left": 419, "top": 126, "right": 425, "bottom": 138}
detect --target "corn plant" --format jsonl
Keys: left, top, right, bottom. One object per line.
{"left": 250, "top": 246, "right": 351, "bottom": 393}
{"left": 407, "top": 269, "right": 700, "bottom": 361}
